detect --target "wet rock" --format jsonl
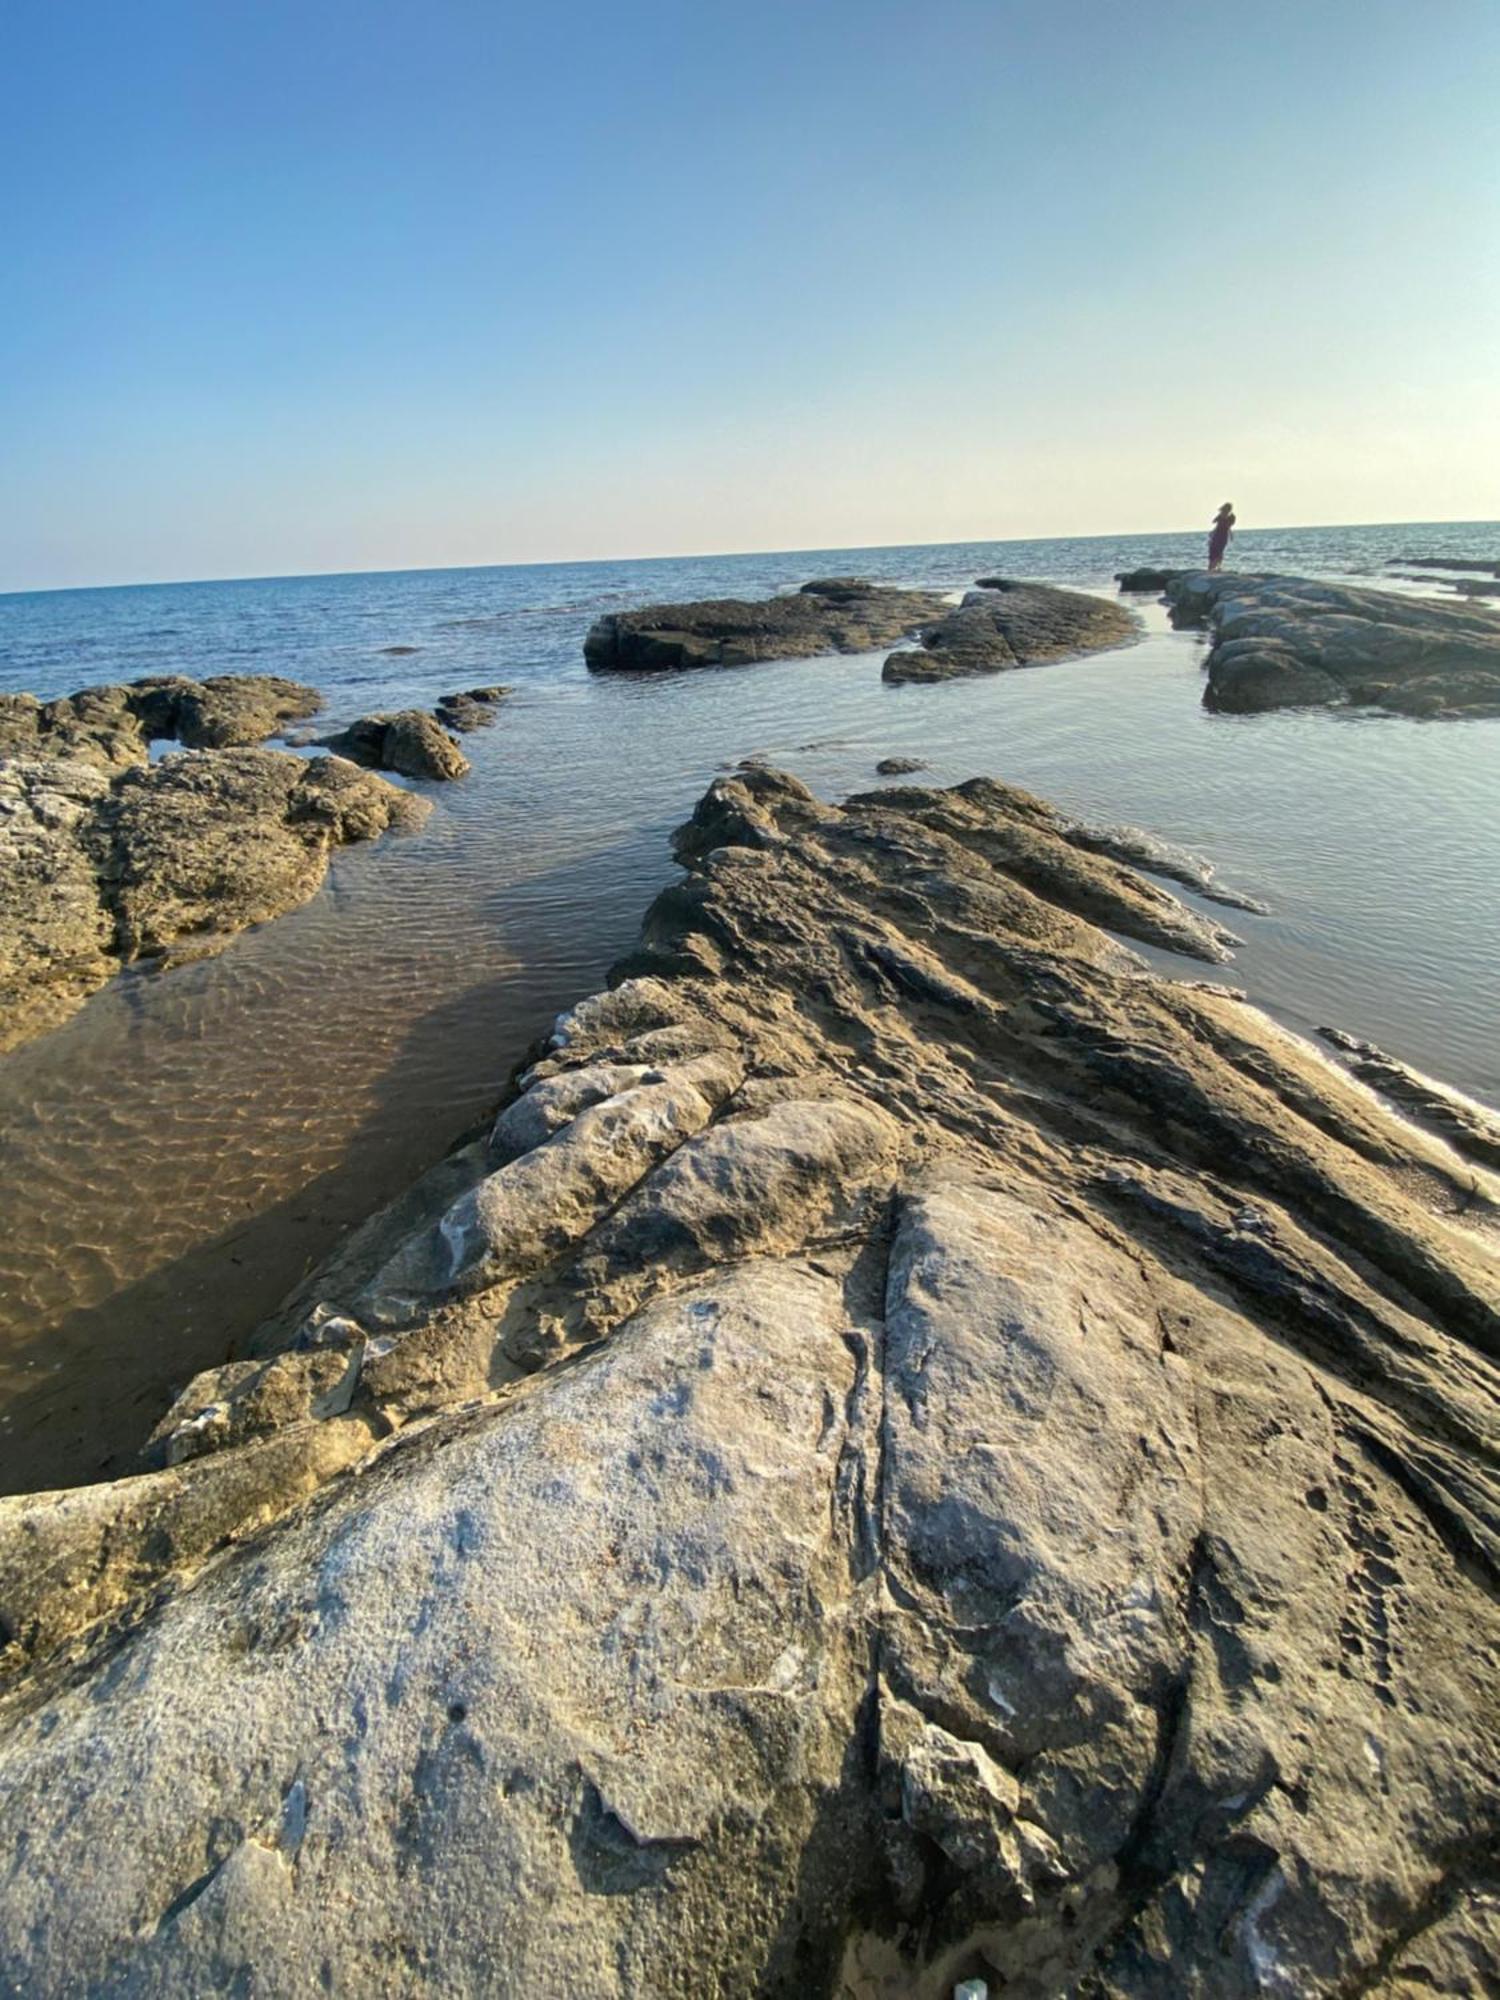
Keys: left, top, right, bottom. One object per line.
{"left": 876, "top": 756, "right": 929, "bottom": 775}
{"left": 0, "top": 749, "right": 428, "bottom": 1052}
{"left": 583, "top": 580, "right": 949, "bottom": 672}
{"left": 1167, "top": 572, "right": 1500, "bottom": 717}
{"left": 1, "top": 766, "right": 1497, "bottom": 1996}
{"left": 379, "top": 644, "right": 421, "bottom": 654}
{"left": 322, "top": 710, "right": 470, "bottom": 780}
{"left": 436, "top": 685, "right": 510, "bottom": 731}
{"left": 1318, "top": 1025, "right": 1500, "bottom": 1172}
{"left": 0, "top": 674, "right": 324, "bottom": 771}
{"left": 882, "top": 582, "right": 1137, "bottom": 684}
{"left": 1115, "top": 565, "right": 1186, "bottom": 593}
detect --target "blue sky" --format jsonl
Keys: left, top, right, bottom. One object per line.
{"left": 3, "top": 0, "right": 1497, "bottom": 590}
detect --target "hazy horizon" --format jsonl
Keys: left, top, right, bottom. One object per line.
{"left": 3, "top": 512, "right": 1499, "bottom": 602}
{"left": 5, "top": 0, "right": 1498, "bottom": 595}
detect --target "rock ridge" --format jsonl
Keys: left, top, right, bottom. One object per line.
{"left": 0, "top": 766, "right": 1496, "bottom": 1996}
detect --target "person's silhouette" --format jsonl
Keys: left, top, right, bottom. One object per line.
{"left": 1208, "top": 502, "right": 1236, "bottom": 571}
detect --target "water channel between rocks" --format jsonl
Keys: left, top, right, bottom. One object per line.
{"left": 1, "top": 528, "right": 1496, "bottom": 1493}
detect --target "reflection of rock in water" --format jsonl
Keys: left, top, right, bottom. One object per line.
{"left": 2, "top": 769, "right": 1496, "bottom": 1999}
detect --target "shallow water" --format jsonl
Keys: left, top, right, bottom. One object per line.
{"left": 1, "top": 522, "right": 1497, "bottom": 1492}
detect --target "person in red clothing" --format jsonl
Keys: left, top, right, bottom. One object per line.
{"left": 1208, "top": 501, "right": 1236, "bottom": 571}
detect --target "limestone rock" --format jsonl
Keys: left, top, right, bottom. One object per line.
{"left": 583, "top": 580, "right": 949, "bottom": 672}
{"left": 882, "top": 582, "right": 1137, "bottom": 684}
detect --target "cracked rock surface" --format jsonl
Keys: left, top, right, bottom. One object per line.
{"left": 1, "top": 767, "right": 1497, "bottom": 1996}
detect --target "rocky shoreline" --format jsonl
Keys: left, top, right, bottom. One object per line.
{"left": 2, "top": 764, "right": 1496, "bottom": 1996}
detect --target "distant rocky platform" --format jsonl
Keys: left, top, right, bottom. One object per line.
{"left": 1165, "top": 571, "right": 1500, "bottom": 716}
{"left": 0, "top": 674, "right": 429, "bottom": 1052}
{"left": 882, "top": 579, "right": 1137, "bottom": 683}
{"left": 583, "top": 577, "right": 950, "bottom": 671}
{"left": 2, "top": 765, "right": 1496, "bottom": 1996}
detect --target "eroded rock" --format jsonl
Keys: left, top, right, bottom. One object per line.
{"left": 583, "top": 579, "right": 949, "bottom": 672}
{"left": 1167, "top": 571, "right": 1500, "bottom": 716}
{"left": 322, "top": 709, "right": 470, "bottom": 780}
{"left": 882, "top": 581, "right": 1137, "bottom": 684}
{"left": 1, "top": 766, "right": 1497, "bottom": 1997}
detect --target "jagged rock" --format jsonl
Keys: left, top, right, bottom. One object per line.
{"left": 1, "top": 765, "right": 1497, "bottom": 1996}
{"left": 583, "top": 580, "right": 949, "bottom": 672}
{"left": 0, "top": 674, "right": 322, "bottom": 772}
{"left": 436, "top": 685, "right": 510, "bottom": 731}
{"left": 876, "top": 756, "right": 928, "bottom": 775}
{"left": 882, "top": 582, "right": 1136, "bottom": 684}
{"left": 1167, "top": 572, "right": 1500, "bottom": 716}
{"left": 322, "top": 709, "right": 470, "bottom": 780}
{"left": 1318, "top": 1025, "right": 1500, "bottom": 1172}
{"left": 0, "top": 748, "right": 428, "bottom": 1052}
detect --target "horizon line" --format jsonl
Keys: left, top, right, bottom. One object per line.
{"left": 3, "top": 513, "right": 1496, "bottom": 602}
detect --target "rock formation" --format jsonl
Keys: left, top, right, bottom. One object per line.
{"left": 876, "top": 756, "right": 928, "bottom": 774}
{"left": 437, "top": 685, "right": 511, "bottom": 731}
{"left": 0, "top": 672, "right": 321, "bottom": 772}
{"left": 883, "top": 580, "right": 1137, "bottom": 684}
{"left": 321, "top": 709, "right": 471, "bottom": 780}
{"left": 1166, "top": 572, "right": 1500, "bottom": 716}
{"left": 1114, "top": 566, "right": 1186, "bottom": 594}
{"left": 2, "top": 766, "right": 1496, "bottom": 1995}
{"left": 1386, "top": 556, "right": 1500, "bottom": 578}
{"left": 583, "top": 578, "right": 949, "bottom": 672}
{"left": 0, "top": 748, "right": 427, "bottom": 1053}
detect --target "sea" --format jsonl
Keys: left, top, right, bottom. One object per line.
{"left": 1, "top": 520, "right": 1497, "bottom": 1492}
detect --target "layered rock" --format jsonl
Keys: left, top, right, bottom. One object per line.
{"left": 0, "top": 749, "right": 427, "bottom": 1053}
{"left": 882, "top": 580, "right": 1137, "bottom": 683}
{"left": 1167, "top": 572, "right": 1500, "bottom": 716}
{"left": 321, "top": 709, "right": 471, "bottom": 780}
{"left": 1, "top": 767, "right": 1497, "bottom": 1997}
{"left": 583, "top": 578, "right": 949, "bottom": 672}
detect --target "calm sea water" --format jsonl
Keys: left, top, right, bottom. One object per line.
{"left": 1, "top": 521, "right": 1497, "bottom": 1492}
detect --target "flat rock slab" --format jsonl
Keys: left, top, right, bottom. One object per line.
{"left": 882, "top": 581, "right": 1137, "bottom": 683}
{"left": 1167, "top": 571, "right": 1500, "bottom": 716}
{"left": 583, "top": 577, "right": 949, "bottom": 672}
{"left": 1, "top": 765, "right": 1497, "bottom": 1996}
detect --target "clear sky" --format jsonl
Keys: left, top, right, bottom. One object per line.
{"left": 3, "top": 0, "right": 1498, "bottom": 591}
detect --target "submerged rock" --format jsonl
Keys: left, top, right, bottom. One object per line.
{"left": 876, "top": 755, "right": 929, "bottom": 774}
{"left": 1, "top": 766, "right": 1497, "bottom": 1996}
{"left": 583, "top": 579, "right": 949, "bottom": 672}
{"left": 436, "top": 685, "right": 511, "bottom": 731}
{"left": 322, "top": 709, "right": 471, "bottom": 780}
{"left": 0, "top": 749, "right": 427, "bottom": 1054}
{"left": 882, "top": 581, "right": 1137, "bottom": 683}
{"left": 1167, "top": 571, "right": 1500, "bottom": 716}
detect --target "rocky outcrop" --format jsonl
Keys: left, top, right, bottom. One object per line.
{"left": 3, "top": 766, "right": 1496, "bottom": 1995}
{"left": 322, "top": 709, "right": 471, "bottom": 780}
{"left": 583, "top": 578, "right": 950, "bottom": 672}
{"left": 0, "top": 749, "right": 427, "bottom": 1053}
{"left": 1115, "top": 566, "right": 1186, "bottom": 593}
{"left": 0, "top": 672, "right": 321, "bottom": 772}
{"left": 1319, "top": 1025, "right": 1500, "bottom": 1173}
{"left": 437, "top": 685, "right": 510, "bottom": 731}
{"left": 1167, "top": 571, "right": 1500, "bottom": 716}
{"left": 883, "top": 580, "right": 1138, "bottom": 684}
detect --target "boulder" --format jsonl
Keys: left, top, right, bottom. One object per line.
{"left": 583, "top": 581, "right": 949, "bottom": 672}
{"left": 1, "top": 765, "right": 1497, "bottom": 1996}
{"left": 882, "top": 582, "right": 1137, "bottom": 684}
{"left": 322, "top": 710, "right": 470, "bottom": 780}
{"left": 876, "top": 756, "right": 928, "bottom": 774}
{"left": 1115, "top": 565, "right": 1186, "bottom": 592}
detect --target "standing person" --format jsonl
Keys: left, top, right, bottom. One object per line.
{"left": 1208, "top": 502, "right": 1236, "bottom": 571}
